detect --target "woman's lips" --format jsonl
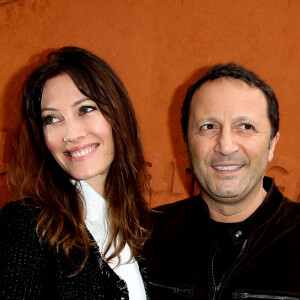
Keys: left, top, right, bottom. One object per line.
{"left": 64, "top": 144, "right": 99, "bottom": 161}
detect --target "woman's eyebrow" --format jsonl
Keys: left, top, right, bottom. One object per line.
{"left": 72, "top": 97, "right": 90, "bottom": 107}
{"left": 41, "top": 98, "right": 90, "bottom": 113}
{"left": 41, "top": 107, "right": 58, "bottom": 113}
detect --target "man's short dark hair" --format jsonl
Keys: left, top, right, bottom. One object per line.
{"left": 181, "top": 62, "right": 279, "bottom": 144}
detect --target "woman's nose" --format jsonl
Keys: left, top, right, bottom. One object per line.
{"left": 63, "top": 119, "right": 86, "bottom": 143}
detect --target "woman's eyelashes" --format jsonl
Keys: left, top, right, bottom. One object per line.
{"left": 42, "top": 115, "right": 60, "bottom": 125}
{"left": 79, "top": 105, "right": 97, "bottom": 115}
{"left": 42, "top": 104, "right": 98, "bottom": 126}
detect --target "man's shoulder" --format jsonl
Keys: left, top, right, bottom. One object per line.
{"left": 150, "top": 195, "right": 207, "bottom": 234}
{"left": 284, "top": 197, "right": 300, "bottom": 208}
{"left": 265, "top": 177, "right": 300, "bottom": 217}
{"left": 154, "top": 194, "right": 204, "bottom": 215}
{"left": 266, "top": 191, "right": 300, "bottom": 241}
{"left": 281, "top": 197, "right": 300, "bottom": 224}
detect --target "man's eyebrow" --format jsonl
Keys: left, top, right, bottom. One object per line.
{"left": 204, "top": 117, "right": 219, "bottom": 123}
{"left": 197, "top": 116, "right": 253, "bottom": 122}
{"left": 192, "top": 117, "right": 218, "bottom": 130}
{"left": 192, "top": 116, "right": 255, "bottom": 128}
{"left": 194, "top": 117, "right": 219, "bottom": 124}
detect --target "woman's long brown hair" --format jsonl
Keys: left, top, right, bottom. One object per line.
{"left": 8, "top": 46, "right": 151, "bottom": 273}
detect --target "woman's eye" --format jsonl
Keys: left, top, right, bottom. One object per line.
{"left": 79, "top": 106, "right": 96, "bottom": 115}
{"left": 43, "top": 116, "right": 60, "bottom": 125}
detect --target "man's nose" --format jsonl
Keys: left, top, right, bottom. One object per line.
{"left": 63, "top": 119, "right": 86, "bottom": 143}
{"left": 214, "top": 127, "right": 238, "bottom": 156}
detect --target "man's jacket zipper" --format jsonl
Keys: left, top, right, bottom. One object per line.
{"left": 209, "top": 239, "right": 248, "bottom": 300}
{"left": 149, "top": 281, "right": 193, "bottom": 296}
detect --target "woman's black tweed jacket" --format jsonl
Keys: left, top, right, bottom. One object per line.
{"left": 0, "top": 200, "right": 140, "bottom": 300}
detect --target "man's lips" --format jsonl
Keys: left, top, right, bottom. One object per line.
{"left": 212, "top": 165, "right": 243, "bottom": 171}
{"left": 64, "top": 144, "right": 99, "bottom": 158}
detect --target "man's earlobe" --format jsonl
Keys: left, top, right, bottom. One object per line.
{"left": 268, "top": 132, "right": 280, "bottom": 162}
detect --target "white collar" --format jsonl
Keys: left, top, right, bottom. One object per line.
{"left": 79, "top": 180, "right": 106, "bottom": 223}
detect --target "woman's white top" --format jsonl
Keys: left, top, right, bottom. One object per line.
{"left": 80, "top": 180, "right": 146, "bottom": 300}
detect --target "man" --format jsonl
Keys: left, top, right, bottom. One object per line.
{"left": 144, "top": 63, "right": 300, "bottom": 299}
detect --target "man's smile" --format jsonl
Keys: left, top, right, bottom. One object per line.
{"left": 212, "top": 165, "right": 243, "bottom": 171}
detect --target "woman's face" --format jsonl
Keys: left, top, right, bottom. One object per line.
{"left": 41, "top": 73, "right": 114, "bottom": 195}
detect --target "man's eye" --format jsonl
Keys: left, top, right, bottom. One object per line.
{"left": 240, "top": 124, "right": 254, "bottom": 130}
{"left": 79, "top": 106, "right": 96, "bottom": 115}
{"left": 201, "top": 124, "right": 215, "bottom": 130}
{"left": 43, "top": 116, "right": 60, "bottom": 125}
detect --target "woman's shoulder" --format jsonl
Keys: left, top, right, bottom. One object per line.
{"left": 0, "top": 199, "right": 40, "bottom": 233}
{"left": 1, "top": 198, "right": 39, "bottom": 215}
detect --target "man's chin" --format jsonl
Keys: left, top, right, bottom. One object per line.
{"left": 205, "top": 185, "right": 246, "bottom": 205}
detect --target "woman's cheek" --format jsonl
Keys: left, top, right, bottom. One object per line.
{"left": 43, "top": 128, "right": 59, "bottom": 152}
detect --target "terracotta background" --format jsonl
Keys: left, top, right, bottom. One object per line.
{"left": 0, "top": 0, "right": 300, "bottom": 209}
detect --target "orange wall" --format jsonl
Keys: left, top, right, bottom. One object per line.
{"left": 0, "top": 0, "right": 300, "bottom": 208}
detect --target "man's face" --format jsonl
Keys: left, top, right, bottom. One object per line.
{"left": 187, "top": 78, "right": 279, "bottom": 208}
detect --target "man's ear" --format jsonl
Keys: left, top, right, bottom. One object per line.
{"left": 268, "top": 132, "right": 280, "bottom": 162}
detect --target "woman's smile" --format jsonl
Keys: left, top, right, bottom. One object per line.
{"left": 64, "top": 144, "right": 99, "bottom": 160}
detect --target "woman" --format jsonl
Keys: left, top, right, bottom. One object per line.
{"left": 0, "top": 46, "right": 151, "bottom": 299}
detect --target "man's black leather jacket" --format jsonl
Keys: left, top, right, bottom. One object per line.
{"left": 144, "top": 177, "right": 300, "bottom": 299}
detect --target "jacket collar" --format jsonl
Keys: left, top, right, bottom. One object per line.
{"left": 200, "top": 177, "right": 284, "bottom": 245}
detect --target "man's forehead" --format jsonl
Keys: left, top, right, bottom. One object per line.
{"left": 191, "top": 78, "right": 267, "bottom": 108}
{"left": 195, "top": 77, "right": 258, "bottom": 94}
{"left": 188, "top": 78, "right": 270, "bottom": 125}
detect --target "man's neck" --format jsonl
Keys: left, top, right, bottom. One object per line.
{"left": 204, "top": 187, "right": 267, "bottom": 223}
